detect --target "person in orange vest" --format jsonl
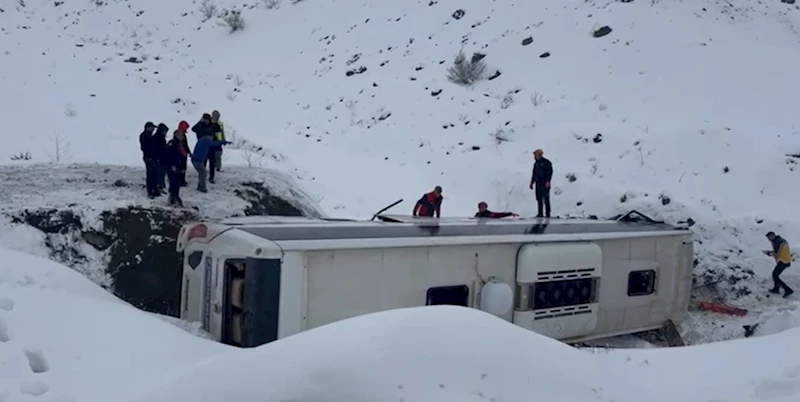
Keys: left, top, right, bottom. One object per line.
{"left": 474, "top": 201, "right": 519, "bottom": 218}
{"left": 766, "top": 231, "right": 794, "bottom": 298}
{"left": 413, "top": 186, "right": 443, "bottom": 217}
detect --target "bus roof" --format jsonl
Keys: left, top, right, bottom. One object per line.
{"left": 230, "top": 213, "right": 687, "bottom": 242}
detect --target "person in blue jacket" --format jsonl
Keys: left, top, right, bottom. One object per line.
{"left": 191, "top": 133, "right": 229, "bottom": 192}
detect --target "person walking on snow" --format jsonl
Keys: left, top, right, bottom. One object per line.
{"left": 209, "top": 110, "right": 226, "bottom": 172}
{"left": 766, "top": 231, "right": 794, "bottom": 298}
{"left": 153, "top": 123, "right": 169, "bottom": 193}
{"left": 529, "top": 149, "right": 553, "bottom": 218}
{"left": 139, "top": 121, "right": 158, "bottom": 198}
{"left": 164, "top": 131, "right": 187, "bottom": 207}
{"left": 175, "top": 121, "right": 193, "bottom": 187}
{"left": 474, "top": 201, "right": 519, "bottom": 218}
{"left": 191, "top": 133, "right": 229, "bottom": 193}
{"left": 413, "top": 186, "right": 443, "bottom": 218}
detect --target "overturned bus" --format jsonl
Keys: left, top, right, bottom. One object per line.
{"left": 175, "top": 211, "right": 693, "bottom": 348}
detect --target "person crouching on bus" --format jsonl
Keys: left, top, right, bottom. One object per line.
{"left": 413, "top": 186, "right": 443, "bottom": 218}
{"left": 474, "top": 201, "right": 519, "bottom": 218}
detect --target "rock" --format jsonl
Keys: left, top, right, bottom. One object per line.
{"left": 521, "top": 37, "right": 533, "bottom": 46}
{"left": 12, "top": 208, "right": 81, "bottom": 234}
{"left": 81, "top": 230, "right": 113, "bottom": 250}
{"left": 488, "top": 70, "right": 501, "bottom": 80}
{"left": 345, "top": 66, "right": 367, "bottom": 76}
{"left": 452, "top": 9, "right": 465, "bottom": 20}
{"left": 113, "top": 179, "right": 128, "bottom": 187}
{"left": 124, "top": 56, "right": 142, "bottom": 63}
{"left": 593, "top": 26, "right": 613, "bottom": 38}
{"left": 659, "top": 194, "right": 671, "bottom": 206}
{"left": 781, "top": 0, "right": 795, "bottom": 4}
{"left": 431, "top": 89, "right": 442, "bottom": 96}
{"left": 723, "top": 166, "right": 730, "bottom": 173}
{"left": 539, "top": 52, "right": 550, "bottom": 58}
{"left": 593, "top": 133, "right": 603, "bottom": 143}
{"left": 471, "top": 52, "right": 486, "bottom": 63}
{"left": 471, "top": 146, "right": 481, "bottom": 151}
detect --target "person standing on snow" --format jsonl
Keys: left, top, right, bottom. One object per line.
{"left": 152, "top": 123, "right": 169, "bottom": 193}
{"left": 766, "top": 231, "right": 794, "bottom": 298}
{"left": 474, "top": 201, "right": 519, "bottom": 218}
{"left": 209, "top": 110, "right": 226, "bottom": 173}
{"left": 413, "top": 186, "right": 444, "bottom": 218}
{"left": 175, "top": 121, "right": 193, "bottom": 187}
{"left": 164, "top": 131, "right": 187, "bottom": 207}
{"left": 191, "top": 133, "right": 229, "bottom": 192}
{"left": 529, "top": 149, "right": 553, "bottom": 218}
{"left": 139, "top": 121, "right": 158, "bottom": 198}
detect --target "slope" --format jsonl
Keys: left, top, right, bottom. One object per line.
{"left": 1, "top": 0, "right": 800, "bottom": 342}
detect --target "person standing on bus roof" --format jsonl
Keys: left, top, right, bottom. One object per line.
{"left": 474, "top": 201, "right": 519, "bottom": 218}
{"left": 529, "top": 148, "right": 553, "bottom": 218}
{"left": 413, "top": 186, "right": 443, "bottom": 218}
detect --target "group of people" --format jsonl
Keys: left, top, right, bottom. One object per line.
{"left": 139, "top": 110, "right": 230, "bottom": 206}
{"left": 412, "top": 148, "right": 553, "bottom": 219}
{"left": 408, "top": 150, "right": 796, "bottom": 299}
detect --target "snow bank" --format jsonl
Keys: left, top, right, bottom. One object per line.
{"left": 0, "top": 163, "right": 323, "bottom": 316}
{"left": 0, "top": 247, "right": 231, "bottom": 402}
{"left": 127, "top": 305, "right": 800, "bottom": 402}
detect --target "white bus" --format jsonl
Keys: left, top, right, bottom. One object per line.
{"left": 175, "top": 211, "right": 693, "bottom": 347}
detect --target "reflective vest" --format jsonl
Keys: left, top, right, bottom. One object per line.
{"left": 214, "top": 121, "right": 225, "bottom": 142}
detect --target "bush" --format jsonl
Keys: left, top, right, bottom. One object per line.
{"left": 262, "top": 0, "right": 281, "bottom": 9}
{"left": 446, "top": 49, "right": 486, "bottom": 86}
{"left": 198, "top": 0, "right": 217, "bottom": 21}
{"left": 219, "top": 9, "right": 245, "bottom": 33}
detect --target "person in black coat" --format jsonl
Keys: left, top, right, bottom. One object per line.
{"left": 152, "top": 123, "right": 169, "bottom": 193}
{"left": 528, "top": 148, "right": 553, "bottom": 218}
{"left": 191, "top": 113, "right": 221, "bottom": 171}
{"left": 138, "top": 121, "right": 158, "bottom": 198}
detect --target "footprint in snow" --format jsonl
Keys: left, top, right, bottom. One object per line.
{"left": 0, "top": 298, "right": 14, "bottom": 311}
{"left": 0, "top": 318, "right": 9, "bottom": 342}
{"left": 19, "top": 380, "right": 50, "bottom": 397}
{"left": 24, "top": 349, "right": 50, "bottom": 373}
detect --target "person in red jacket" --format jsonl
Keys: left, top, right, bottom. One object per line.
{"left": 175, "top": 121, "right": 193, "bottom": 187}
{"left": 413, "top": 186, "right": 443, "bottom": 217}
{"left": 474, "top": 201, "right": 519, "bottom": 218}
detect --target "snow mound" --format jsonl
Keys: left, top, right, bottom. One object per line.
{"left": 127, "top": 305, "right": 800, "bottom": 402}
{"left": 0, "top": 247, "right": 231, "bottom": 402}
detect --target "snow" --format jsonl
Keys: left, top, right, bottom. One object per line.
{"left": 2, "top": 246, "right": 800, "bottom": 401}
{"left": 2, "top": 0, "right": 800, "bottom": 398}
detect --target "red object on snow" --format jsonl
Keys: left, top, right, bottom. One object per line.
{"left": 698, "top": 301, "right": 748, "bottom": 316}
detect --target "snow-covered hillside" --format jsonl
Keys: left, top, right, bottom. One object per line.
{"left": 1, "top": 0, "right": 799, "bottom": 341}
{"left": 3, "top": 249, "right": 800, "bottom": 402}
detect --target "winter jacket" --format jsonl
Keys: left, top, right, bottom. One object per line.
{"left": 413, "top": 192, "right": 443, "bottom": 218}
{"left": 530, "top": 157, "right": 553, "bottom": 187}
{"left": 152, "top": 127, "right": 168, "bottom": 163}
{"left": 139, "top": 130, "right": 155, "bottom": 161}
{"left": 173, "top": 131, "right": 192, "bottom": 158}
{"left": 772, "top": 236, "right": 792, "bottom": 264}
{"left": 191, "top": 136, "right": 227, "bottom": 164}
{"left": 164, "top": 139, "right": 184, "bottom": 169}
{"left": 192, "top": 120, "right": 220, "bottom": 141}
{"left": 475, "top": 210, "right": 515, "bottom": 218}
